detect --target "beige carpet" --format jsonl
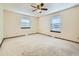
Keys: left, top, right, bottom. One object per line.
{"left": 0, "top": 34, "right": 79, "bottom": 56}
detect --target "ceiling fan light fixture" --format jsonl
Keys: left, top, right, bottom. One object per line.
{"left": 31, "top": 3, "right": 48, "bottom": 13}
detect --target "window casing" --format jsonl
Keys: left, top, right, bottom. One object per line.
{"left": 21, "top": 17, "right": 31, "bottom": 29}
{"left": 51, "top": 16, "right": 61, "bottom": 33}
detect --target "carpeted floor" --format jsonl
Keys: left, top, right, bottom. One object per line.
{"left": 0, "top": 34, "right": 79, "bottom": 56}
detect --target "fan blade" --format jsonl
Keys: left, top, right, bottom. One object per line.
{"left": 40, "top": 3, "right": 44, "bottom": 7}
{"left": 41, "top": 8, "right": 48, "bottom": 10}
{"left": 31, "top": 5, "right": 37, "bottom": 8}
{"left": 32, "top": 9, "right": 37, "bottom": 12}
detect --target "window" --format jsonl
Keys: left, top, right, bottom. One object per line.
{"left": 21, "top": 17, "right": 31, "bottom": 29}
{"left": 51, "top": 16, "right": 61, "bottom": 33}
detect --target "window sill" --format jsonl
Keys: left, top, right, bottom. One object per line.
{"left": 21, "top": 27, "right": 31, "bottom": 29}
{"left": 50, "top": 30, "right": 61, "bottom": 33}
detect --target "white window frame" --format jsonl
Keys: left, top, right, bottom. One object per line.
{"left": 51, "top": 15, "right": 61, "bottom": 33}
{"left": 21, "top": 17, "right": 31, "bottom": 29}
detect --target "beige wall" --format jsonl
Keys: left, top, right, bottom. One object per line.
{"left": 3, "top": 5, "right": 79, "bottom": 42}
{"left": 38, "top": 6, "right": 79, "bottom": 42}
{"left": 4, "top": 10, "right": 38, "bottom": 38}
{"left": 0, "top": 8, "right": 4, "bottom": 44}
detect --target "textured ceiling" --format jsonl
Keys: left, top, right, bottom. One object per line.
{"left": 1, "top": 3, "right": 79, "bottom": 17}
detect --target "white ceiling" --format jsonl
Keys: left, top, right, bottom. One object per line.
{"left": 1, "top": 3, "right": 79, "bottom": 17}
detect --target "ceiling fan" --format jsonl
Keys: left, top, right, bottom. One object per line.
{"left": 31, "top": 3, "right": 48, "bottom": 13}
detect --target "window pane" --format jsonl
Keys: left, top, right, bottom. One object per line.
{"left": 21, "top": 17, "right": 31, "bottom": 29}
{"left": 51, "top": 16, "right": 61, "bottom": 32}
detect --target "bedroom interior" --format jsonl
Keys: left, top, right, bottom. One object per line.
{"left": 0, "top": 3, "right": 79, "bottom": 56}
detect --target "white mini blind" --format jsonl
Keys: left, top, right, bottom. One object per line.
{"left": 51, "top": 16, "right": 61, "bottom": 32}
{"left": 21, "top": 17, "right": 31, "bottom": 29}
